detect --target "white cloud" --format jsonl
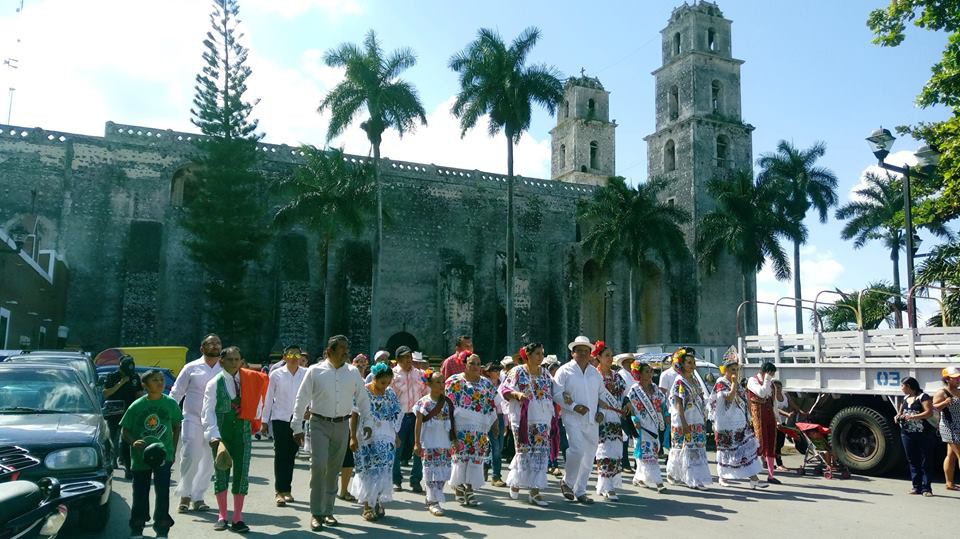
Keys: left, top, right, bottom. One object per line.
{"left": 755, "top": 245, "right": 845, "bottom": 334}
{"left": 849, "top": 150, "right": 917, "bottom": 203}
{"left": 247, "top": 0, "right": 363, "bottom": 19}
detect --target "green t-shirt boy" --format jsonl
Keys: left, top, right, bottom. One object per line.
{"left": 120, "top": 393, "right": 183, "bottom": 471}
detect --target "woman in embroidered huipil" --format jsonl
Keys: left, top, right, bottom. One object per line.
{"left": 445, "top": 354, "right": 498, "bottom": 507}
{"left": 413, "top": 370, "right": 455, "bottom": 516}
{"left": 594, "top": 341, "right": 628, "bottom": 501}
{"left": 349, "top": 363, "right": 402, "bottom": 522}
{"left": 626, "top": 361, "right": 667, "bottom": 492}
{"left": 711, "top": 357, "right": 764, "bottom": 489}
{"left": 666, "top": 351, "right": 712, "bottom": 490}
{"left": 501, "top": 342, "right": 554, "bottom": 506}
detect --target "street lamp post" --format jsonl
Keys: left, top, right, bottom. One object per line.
{"left": 602, "top": 280, "right": 616, "bottom": 341}
{"left": 866, "top": 128, "right": 940, "bottom": 329}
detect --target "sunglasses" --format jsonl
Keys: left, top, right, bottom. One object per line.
{"left": 284, "top": 353, "right": 302, "bottom": 359}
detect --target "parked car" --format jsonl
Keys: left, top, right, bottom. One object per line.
{"left": 4, "top": 355, "right": 99, "bottom": 397}
{"left": 95, "top": 366, "right": 175, "bottom": 395}
{"left": 0, "top": 363, "right": 118, "bottom": 532}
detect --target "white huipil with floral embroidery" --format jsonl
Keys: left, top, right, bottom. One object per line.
{"left": 348, "top": 386, "right": 402, "bottom": 505}
{"left": 627, "top": 382, "right": 666, "bottom": 487}
{"left": 444, "top": 374, "right": 497, "bottom": 488}
{"left": 710, "top": 377, "right": 762, "bottom": 480}
{"left": 502, "top": 365, "right": 554, "bottom": 490}
{"left": 666, "top": 373, "right": 713, "bottom": 488}
{"left": 413, "top": 394, "right": 453, "bottom": 504}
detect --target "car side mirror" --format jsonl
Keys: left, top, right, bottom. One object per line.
{"left": 102, "top": 400, "right": 126, "bottom": 417}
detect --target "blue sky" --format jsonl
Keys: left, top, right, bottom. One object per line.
{"left": 0, "top": 0, "right": 951, "bottom": 333}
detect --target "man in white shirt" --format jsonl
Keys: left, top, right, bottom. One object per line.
{"left": 292, "top": 335, "right": 371, "bottom": 532}
{"left": 390, "top": 346, "right": 427, "bottom": 492}
{"left": 261, "top": 344, "right": 308, "bottom": 507}
{"left": 169, "top": 333, "right": 223, "bottom": 513}
{"left": 552, "top": 336, "right": 604, "bottom": 504}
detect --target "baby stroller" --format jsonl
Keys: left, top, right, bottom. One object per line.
{"left": 777, "top": 422, "right": 850, "bottom": 479}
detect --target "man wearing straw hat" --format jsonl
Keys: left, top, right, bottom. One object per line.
{"left": 552, "top": 336, "right": 604, "bottom": 504}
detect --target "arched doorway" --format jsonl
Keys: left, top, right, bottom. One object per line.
{"left": 385, "top": 331, "right": 420, "bottom": 355}
{"left": 581, "top": 260, "right": 604, "bottom": 340}
{"left": 638, "top": 262, "right": 664, "bottom": 343}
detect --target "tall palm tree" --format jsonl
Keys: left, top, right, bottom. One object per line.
{"left": 319, "top": 30, "right": 427, "bottom": 353}
{"left": 273, "top": 146, "right": 376, "bottom": 337}
{"left": 835, "top": 172, "right": 951, "bottom": 328}
{"left": 449, "top": 27, "right": 563, "bottom": 351}
{"left": 758, "top": 140, "right": 838, "bottom": 333}
{"left": 917, "top": 241, "right": 960, "bottom": 326}
{"left": 577, "top": 175, "right": 690, "bottom": 344}
{"left": 697, "top": 169, "right": 803, "bottom": 333}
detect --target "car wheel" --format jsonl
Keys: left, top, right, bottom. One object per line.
{"left": 79, "top": 499, "right": 111, "bottom": 532}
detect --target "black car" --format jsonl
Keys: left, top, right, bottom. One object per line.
{"left": 4, "top": 354, "right": 100, "bottom": 396}
{"left": 0, "top": 363, "right": 118, "bottom": 532}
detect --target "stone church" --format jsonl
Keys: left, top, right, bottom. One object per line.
{"left": 0, "top": 1, "right": 756, "bottom": 361}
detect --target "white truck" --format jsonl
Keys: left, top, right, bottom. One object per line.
{"left": 738, "top": 324, "right": 960, "bottom": 475}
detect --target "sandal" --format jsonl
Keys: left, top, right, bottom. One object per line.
{"left": 375, "top": 503, "right": 385, "bottom": 517}
{"left": 362, "top": 506, "right": 377, "bottom": 522}
{"left": 463, "top": 487, "right": 479, "bottom": 507}
{"left": 946, "top": 484, "right": 960, "bottom": 491}
{"left": 191, "top": 501, "right": 211, "bottom": 512}
{"left": 177, "top": 503, "right": 191, "bottom": 513}
{"left": 337, "top": 493, "right": 357, "bottom": 502}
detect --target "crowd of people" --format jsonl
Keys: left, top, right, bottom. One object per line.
{"left": 105, "top": 332, "right": 960, "bottom": 537}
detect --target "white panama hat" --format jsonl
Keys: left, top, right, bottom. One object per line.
{"left": 568, "top": 335, "right": 596, "bottom": 352}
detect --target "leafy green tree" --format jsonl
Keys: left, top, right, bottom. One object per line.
{"left": 318, "top": 30, "right": 427, "bottom": 353}
{"left": 273, "top": 146, "right": 376, "bottom": 338}
{"left": 868, "top": 1, "right": 960, "bottom": 224}
{"left": 182, "top": 0, "right": 269, "bottom": 348}
{"left": 697, "top": 169, "right": 802, "bottom": 332}
{"left": 815, "top": 281, "right": 901, "bottom": 332}
{"left": 758, "top": 140, "right": 838, "bottom": 333}
{"left": 449, "top": 27, "right": 563, "bottom": 351}
{"left": 577, "top": 176, "right": 690, "bottom": 344}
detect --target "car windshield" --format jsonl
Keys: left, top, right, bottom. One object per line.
{"left": 0, "top": 368, "right": 97, "bottom": 414}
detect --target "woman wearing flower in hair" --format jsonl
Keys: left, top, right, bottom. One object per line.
{"left": 626, "top": 361, "right": 667, "bottom": 492}
{"left": 666, "top": 348, "right": 712, "bottom": 489}
{"left": 349, "top": 362, "right": 403, "bottom": 522}
{"left": 501, "top": 343, "right": 554, "bottom": 506}
{"left": 711, "top": 353, "right": 765, "bottom": 489}
{"left": 413, "top": 369, "right": 455, "bottom": 515}
{"left": 593, "top": 341, "right": 628, "bottom": 501}
{"left": 445, "top": 354, "right": 499, "bottom": 506}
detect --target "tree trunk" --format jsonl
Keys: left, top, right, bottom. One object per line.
{"left": 742, "top": 266, "right": 755, "bottom": 336}
{"left": 506, "top": 134, "right": 516, "bottom": 353}
{"left": 793, "top": 240, "right": 803, "bottom": 334}
{"left": 321, "top": 234, "right": 333, "bottom": 339}
{"left": 628, "top": 266, "right": 636, "bottom": 347}
{"left": 370, "top": 143, "right": 383, "bottom": 355}
{"left": 891, "top": 243, "right": 903, "bottom": 329}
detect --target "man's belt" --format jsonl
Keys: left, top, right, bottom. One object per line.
{"left": 314, "top": 415, "right": 351, "bottom": 423}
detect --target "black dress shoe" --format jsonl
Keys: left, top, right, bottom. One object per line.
{"left": 231, "top": 521, "right": 250, "bottom": 534}
{"left": 310, "top": 516, "right": 323, "bottom": 531}
{"left": 411, "top": 483, "right": 424, "bottom": 494}
{"left": 322, "top": 515, "right": 338, "bottom": 526}
{"left": 213, "top": 519, "right": 228, "bottom": 531}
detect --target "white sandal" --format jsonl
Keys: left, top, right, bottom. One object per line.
{"left": 529, "top": 492, "right": 548, "bottom": 507}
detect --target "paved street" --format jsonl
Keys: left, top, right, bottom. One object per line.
{"left": 72, "top": 440, "right": 953, "bottom": 539}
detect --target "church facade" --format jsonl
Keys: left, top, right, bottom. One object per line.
{"left": 0, "top": 1, "right": 754, "bottom": 360}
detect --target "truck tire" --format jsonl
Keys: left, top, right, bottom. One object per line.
{"left": 829, "top": 405, "right": 902, "bottom": 476}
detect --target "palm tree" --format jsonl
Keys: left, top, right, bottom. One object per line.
{"left": 697, "top": 169, "right": 803, "bottom": 333}
{"left": 814, "top": 281, "right": 900, "bottom": 331}
{"left": 916, "top": 241, "right": 960, "bottom": 326}
{"left": 273, "top": 146, "right": 376, "bottom": 337}
{"left": 577, "top": 176, "right": 690, "bottom": 344}
{"left": 758, "top": 140, "right": 838, "bottom": 333}
{"left": 318, "top": 30, "right": 427, "bottom": 353}
{"left": 449, "top": 27, "right": 563, "bottom": 351}
{"left": 835, "top": 172, "right": 951, "bottom": 328}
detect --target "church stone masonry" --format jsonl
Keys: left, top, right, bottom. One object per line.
{"left": 0, "top": 1, "right": 753, "bottom": 360}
